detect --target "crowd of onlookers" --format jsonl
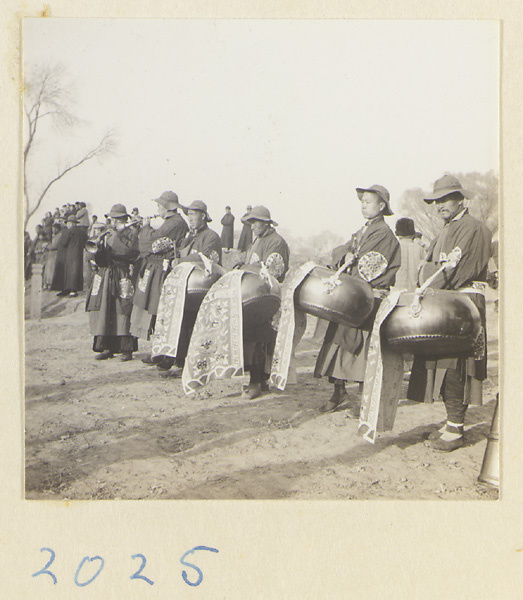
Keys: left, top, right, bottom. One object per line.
{"left": 24, "top": 202, "right": 120, "bottom": 295}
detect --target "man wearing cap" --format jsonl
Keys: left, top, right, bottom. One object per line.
{"left": 238, "top": 205, "right": 290, "bottom": 398}
{"left": 153, "top": 200, "right": 222, "bottom": 374}
{"left": 394, "top": 217, "right": 426, "bottom": 292}
{"left": 408, "top": 174, "right": 491, "bottom": 451}
{"left": 86, "top": 203, "right": 139, "bottom": 361}
{"left": 131, "top": 191, "right": 188, "bottom": 356}
{"left": 220, "top": 206, "right": 235, "bottom": 253}
{"left": 51, "top": 214, "right": 88, "bottom": 297}
{"left": 315, "top": 185, "right": 400, "bottom": 413}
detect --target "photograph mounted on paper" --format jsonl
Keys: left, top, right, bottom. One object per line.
{"left": 23, "top": 19, "right": 499, "bottom": 500}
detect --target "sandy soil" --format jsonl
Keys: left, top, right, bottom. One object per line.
{"left": 24, "top": 266, "right": 499, "bottom": 501}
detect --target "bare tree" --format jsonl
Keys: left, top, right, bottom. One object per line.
{"left": 24, "top": 64, "right": 118, "bottom": 228}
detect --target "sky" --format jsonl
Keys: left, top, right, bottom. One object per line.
{"left": 23, "top": 19, "right": 499, "bottom": 238}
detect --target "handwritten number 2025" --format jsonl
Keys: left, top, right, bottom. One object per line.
{"left": 32, "top": 546, "right": 219, "bottom": 587}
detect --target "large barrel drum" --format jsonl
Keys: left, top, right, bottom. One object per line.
{"left": 184, "top": 261, "right": 226, "bottom": 312}
{"left": 294, "top": 266, "right": 375, "bottom": 328}
{"left": 381, "top": 290, "right": 481, "bottom": 356}
{"left": 240, "top": 265, "right": 281, "bottom": 329}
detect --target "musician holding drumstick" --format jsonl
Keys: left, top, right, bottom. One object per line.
{"left": 407, "top": 175, "right": 492, "bottom": 451}
{"left": 315, "top": 185, "right": 400, "bottom": 414}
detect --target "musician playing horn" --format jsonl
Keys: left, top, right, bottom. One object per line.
{"left": 85, "top": 203, "right": 139, "bottom": 361}
{"left": 130, "top": 191, "right": 188, "bottom": 363}
{"left": 315, "top": 185, "right": 400, "bottom": 414}
{"left": 407, "top": 174, "right": 491, "bottom": 451}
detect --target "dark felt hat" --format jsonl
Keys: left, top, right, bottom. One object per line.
{"left": 105, "top": 203, "right": 130, "bottom": 219}
{"left": 356, "top": 184, "right": 393, "bottom": 216}
{"left": 423, "top": 174, "right": 474, "bottom": 203}
{"left": 183, "top": 200, "right": 212, "bottom": 222}
{"left": 395, "top": 217, "right": 416, "bottom": 237}
{"left": 241, "top": 205, "right": 278, "bottom": 226}
{"left": 152, "top": 191, "right": 183, "bottom": 210}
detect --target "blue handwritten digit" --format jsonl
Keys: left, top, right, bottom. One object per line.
{"left": 130, "top": 553, "right": 154, "bottom": 585}
{"left": 32, "top": 547, "right": 57, "bottom": 585}
{"left": 180, "top": 545, "right": 219, "bottom": 587}
{"left": 74, "top": 556, "right": 104, "bottom": 587}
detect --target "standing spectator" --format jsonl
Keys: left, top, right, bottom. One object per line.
{"left": 52, "top": 215, "right": 88, "bottom": 297}
{"left": 131, "top": 207, "right": 143, "bottom": 225}
{"left": 89, "top": 215, "right": 105, "bottom": 239}
{"left": 42, "top": 211, "right": 54, "bottom": 240}
{"left": 220, "top": 206, "right": 235, "bottom": 253}
{"left": 394, "top": 217, "right": 426, "bottom": 291}
{"left": 43, "top": 223, "right": 63, "bottom": 290}
{"left": 75, "top": 201, "right": 90, "bottom": 232}
{"left": 24, "top": 231, "right": 33, "bottom": 281}
{"left": 237, "top": 205, "right": 253, "bottom": 252}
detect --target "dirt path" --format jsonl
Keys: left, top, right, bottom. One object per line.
{"left": 25, "top": 288, "right": 499, "bottom": 501}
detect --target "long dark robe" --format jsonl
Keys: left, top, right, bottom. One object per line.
{"left": 130, "top": 212, "right": 188, "bottom": 340}
{"left": 220, "top": 213, "right": 235, "bottom": 249}
{"left": 62, "top": 226, "right": 88, "bottom": 291}
{"left": 237, "top": 219, "right": 253, "bottom": 252}
{"left": 86, "top": 228, "right": 139, "bottom": 354}
{"left": 50, "top": 231, "right": 67, "bottom": 290}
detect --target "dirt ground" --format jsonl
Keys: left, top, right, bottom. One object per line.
{"left": 24, "top": 264, "right": 499, "bottom": 501}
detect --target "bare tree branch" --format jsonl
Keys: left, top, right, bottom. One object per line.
{"left": 24, "top": 63, "right": 117, "bottom": 229}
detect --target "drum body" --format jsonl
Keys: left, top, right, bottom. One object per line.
{"left": 240, "top": 265, "right": 281, "bottom": 329}
{"left": 381, "top": 290, "right": 481, "bottom": 356}
{"left": 294, "top": 266, "right": 375, "bottom": 328}
{"left": 184, "top": 262, "right": 226, "bottom": 312}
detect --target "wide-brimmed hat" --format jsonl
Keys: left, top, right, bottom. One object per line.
{"left": 241, "top": 205, "right": 278, "bottom": 226}
{"left": 423, "top": 174, "right": 474, "bottom": 203}
{"left": 183, "top": 200, "right": 212, "bottom": 222}
{"left": 105, "top": 203, "right": 130, "bottom": 219}
{"left": 395, "top": 217, "right": 417, "bottom": 237}
{"left": 152, "top": 191, "right": 183, "bottom": 210}
{"left": 66, "top": 215, "right": 78, "bottom": 223}
{"left": 356, "top": 185, "right": 393, "bottom": 216}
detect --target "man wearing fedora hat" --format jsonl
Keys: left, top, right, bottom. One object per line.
{"left": 86, "top": 203, "right": 139, "bottom": 361}
{"left": 407, "top": 174, "right": 492, "bottom": 451}
{"left": 51, "top": 214, "right": 88, "bottom": 297}
{"left": 315, "top": 185, "right": 400, "bottom": 414}
{"left": 131, "top": 191, "right": 188, "bottom": 358}
{"left": 152, "top": 200, "right": 222, "bottom": 374}
{"left": 238, "top": 205, "right": 290, "bottom": 398}
{"left": 394, "top": 217, "right": 426, "bottom": 292}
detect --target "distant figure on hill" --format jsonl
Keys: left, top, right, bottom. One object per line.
{"left": 220, "top": 206, "right": 235, "bottom": 252}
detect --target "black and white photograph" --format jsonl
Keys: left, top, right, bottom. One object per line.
{"left": 23, "top": 18, "right": 499, "bottom": 503}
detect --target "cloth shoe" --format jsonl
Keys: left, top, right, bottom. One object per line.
{"left": 120, "top": 352, "right": 133, "bottom": 362}
{"left": 428, "top": 423, "right": 447, "bottom": 441}
{"left": 346, "top": 404, "right": 360, "bottom": 419}
{"left": 320, "top": 385, "right": 348, "bottom": 413}
{"left": 95, "top": 351, "right": 114, "bottom": 360}
{"left": 69, "top": 292, "right": 78, "bottom": 297}
{"left": 430, "top": 422, "right": 464, "bottom": 451}
{"left": 242, "top": 383, "right": 262, "bottom": 400}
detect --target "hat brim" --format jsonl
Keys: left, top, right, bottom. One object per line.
{"left": 153, "top": 197, "right": 184, "bottom": 210}
{"left": 182, "top": 206, "right": 212, "bottom": 222}
{"left": 105, "top": 212, "right": 130, "bottom": 219}
{"left": 423, "top": 187, "right": 474, "bottom": 203}
{"left": 356, "top": 187, "right": 393, "bottom": 216}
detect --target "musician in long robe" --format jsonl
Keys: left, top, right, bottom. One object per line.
{"left": 154, "top": 200, "right": 222, "bottom": 374}
{"left": 85, "top": 203, "right": 139, "bottom": 362}
{"left": 407, "top": 174, "right": 492, "bottom": 452}
{"left": 315, "top": 185, "right": 400, "bottom": 413}
{"left": 131, "top": 191, "right": 188, "bottom": 357}
{"left": 239, "top": 205, "right": 290, "bottom": 399}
